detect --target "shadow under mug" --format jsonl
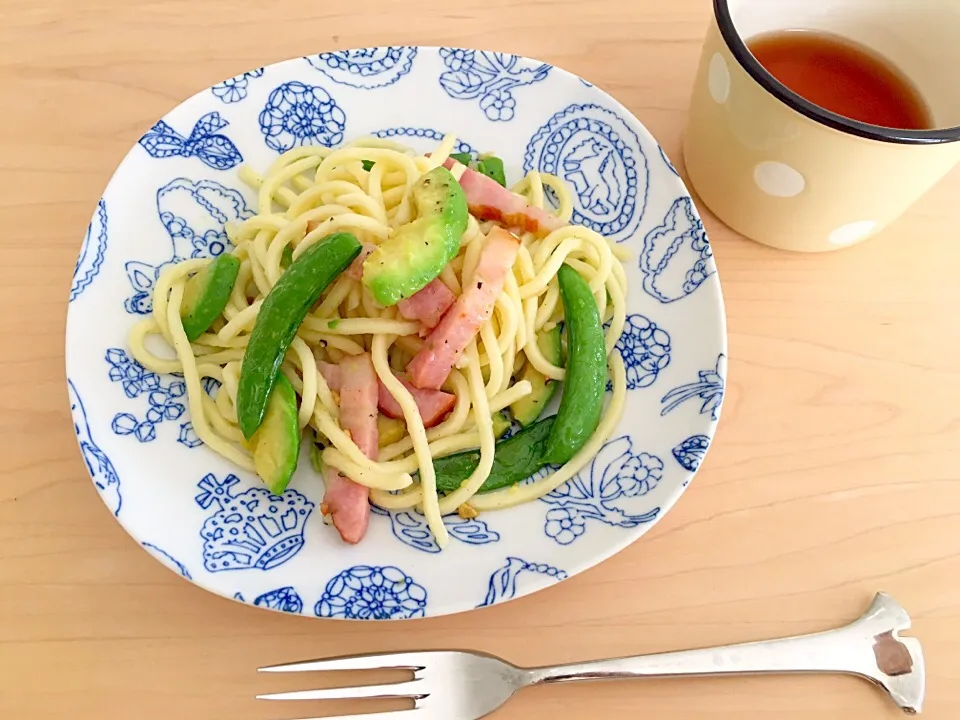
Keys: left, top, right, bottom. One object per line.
{"left": 683, "top": 0, "right": 960, "bottom": 252}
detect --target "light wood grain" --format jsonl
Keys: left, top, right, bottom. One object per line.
{"left": 1, "top": 1, "right": 958, "bottom": 718}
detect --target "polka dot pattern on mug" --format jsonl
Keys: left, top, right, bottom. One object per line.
{"left": 708, "top": 54, "right": 730, "bottom": 103}
{"left": 754, "top": 161, "right": 805, "bottom": 198}
{"left": 829, "top": 220, "right": 877, "bottom": 245}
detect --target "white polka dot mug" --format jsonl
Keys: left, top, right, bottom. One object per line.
{"left": 683, "top": 0, "right": 960, "bottom": 252}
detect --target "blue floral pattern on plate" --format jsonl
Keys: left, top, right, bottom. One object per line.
{"left": 195, "top": 473, "right": 315, "bottom": 572}
{"left": 124, "top": 178, "right": 251, "bottom": 315}
{"left": 104, "top": 348, "right": 206, "bottom": 448}
{"left": 542, "top": 436, "right": 662, "bottom": 545}
{"left": 524, "top": 103, "right": 648, "bottom": 243}
{"left": 672, "top": 435, "right": 710, "bottom": 472}
{"left": 211, "top": 68, "right": 265, "bottom": 103}
{"left": 371, "top": 506, "right": 500, "bottom": 553}
{"left": 661, "top": 354, "right": 726, "bottom": 421}
{"left": 478, "top": 557, "right": 567, "bottom": 607}
{"left": 640, "top": 196, "right": 715, "bottom": 303}
{"left": 139, "top": 112, "right": 243, "bottom": 170}
{"left": 439, "top": 48, "right": 550, "bottom": 121}
{"left": 70, "top": 199, "right": 108, "bottom": 302}
{"left": 615, "top": 314, "right": 671, "bottom": 390}
{"left": 259, "top": 81, "right": 346, "bottom": 152}
{"left": 68, "top": 378, "right": 121, "bottom": 516}
{"left": 306, "top": 47, "right": 417, "bottom": 88}
{"left": 315, "top": 566, "right": 428, "bottom": 620}
{"left": 65, "top": 46, "right": 726, "bottom": 620}
{"left": 371, "top": 127, "right": 476, "bottom": 155}
{"left": 235, "top": 586, "right": 304, "bottom": 614}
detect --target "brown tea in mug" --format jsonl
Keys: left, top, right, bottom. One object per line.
{"left": 747, "top": 30, "right": 934, "bottom": 130}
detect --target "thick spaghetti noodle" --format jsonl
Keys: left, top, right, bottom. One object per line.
{"left": 127, "top": 134, "right": 629, "bottom": 548}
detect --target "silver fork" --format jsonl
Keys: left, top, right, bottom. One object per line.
{"left": 258, "top": 592, "right": 924, "bottom": 719}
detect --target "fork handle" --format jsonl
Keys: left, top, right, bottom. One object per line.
{"left": 524, "top": 593, "right": 924, "bottom": 714}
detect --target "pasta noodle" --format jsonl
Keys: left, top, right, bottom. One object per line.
{"left": 127, "top": 134, "right": 630, "bottom": 548}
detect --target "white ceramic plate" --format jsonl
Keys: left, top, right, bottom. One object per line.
{"left": 66, "top": 46, "right": 726, "bottom": 619}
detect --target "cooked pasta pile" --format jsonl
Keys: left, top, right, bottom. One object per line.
{"left": 127, "top": 134, "right": 630, "bottom": 547}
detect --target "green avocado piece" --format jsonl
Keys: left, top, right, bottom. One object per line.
{"left": 492, "top": 411, "right": 511, "bottom": 439}
{"left": 251, "top": 373, "right": 300, "bottom": 494}
{"left": 449, "top": 152, "right": 473, "bottom": 166}
{"left": 510, "top": 325, "right": 563, "bottom": 427}
{"left": 280, "top": 244, "right": 294, "bottom": 269}
{"left": 362, "top": 166, "right": 468, "bottom": 306}
{"left": 180, "top": 254, "right": 241, "bottom": 341}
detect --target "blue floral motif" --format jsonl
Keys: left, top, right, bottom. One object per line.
{"left": 71, "top": 199, "right": 108, "bottom": 302}
{"left": 616, "top": 314, "right": 671, "bottom": 390}
{"left": 672, "top": 435, "right": 710, "bottom": 471}
{"left": 104, "top": 347, "right": 203, "bottom": 447}
{"left": 177, "top": 423, "right": 202, "bottom": 448}
{"left": 315, "top": 565, "right": 428, "bottom": 620}
{"left": 612, "top": 452, "right": 664, "bottom": 497}
{"left": 142, "top": 542, "right": 192, "bottom": 579}
{"left": 371, "top": 127, "right": 476, "bottom": 155}
{"left": 661, "top": 354, "right": 726, "bottom": 421}
{"left": 259, "top": 81, "right": 346, "bottom": 152}
{"left": 541, "top": 436, "right": 661, "bottom": 545}
{"left": 138, "top": 112, "right": 243, "bottom": 170}
{"left": 211, "top": 68, "right": 264, "bottom": 103}
{"left": 250, "top": 586, "right": 304, "bottom": 614}
{"left": 478, "top": 557, "right": 567, "bottom": 608}
{"left": 659, "top": 145, "right": 680, "bottom": 177}
{"left": 68, "top": 379, "right": 121, "bottom": 516}
{"left": 641, "top": 197, "right": 715, "bottom": 303}
{"left": 544, "top": 507, "right": 586, "bottom": 545}
{"left": 438, "top": 48, "right": 550, "bottom": 122}
{"left": 124, "top": 178, "right": 252, "bottom": 315}
{"left": 524, "top": 104, "right": 648, "bottom": 243}
{"left": 305, "top": 47, "right": 417, "bottom": 88}
{"left": 195, "top": 473, "right": 315, "bottom": 573}
{"left": 370, "top": 505, "right": 500, "bottom": 554}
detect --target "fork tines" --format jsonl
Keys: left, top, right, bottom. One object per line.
{"left": 257, "top": 651, "right": 429, "bottom": 718}
{"left": 259, "top": 651, "right": 427, "bottom": 675}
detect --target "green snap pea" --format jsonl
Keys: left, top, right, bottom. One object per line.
{"left": 476, "top": 156, "right": 507, "bottom": 187}
{"left": 542, "top": 263, "right": 606, "bottom": 465}
{"left": 237, "top": 232, "right": 362, "bottom": 438}
{"left": 434, "top": 416, "right": 555, "bottom": 495}
{"left": 449, "top": 152, "right": 473, "bottom": 166}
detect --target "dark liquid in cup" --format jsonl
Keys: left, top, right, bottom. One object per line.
{"left": 747, "top": 30, "right": 933, "bottom": 130}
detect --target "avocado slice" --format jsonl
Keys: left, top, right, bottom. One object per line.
{"left": 492, "top": 411, "right": 511, "bottom": 439}
{"left": 362, "top": 166, "right": 468, "bottom": 306}
{"left": 280, "top": 244, "right": 294, "bottom": 269}
{"left": 180, "top": 253, "right": 241, "bottom": 341}
{"left": 510, "top": 325, "right": 563, "bottom": 427}
{"left": 377, "top": 415, "right": 406, "bottom": 447}
{"left": 250, "top": 373, "right": 300, "bottom": 494}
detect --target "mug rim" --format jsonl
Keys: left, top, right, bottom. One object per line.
{"left": 714, "top": 0, "right": 960, "bottom": 145}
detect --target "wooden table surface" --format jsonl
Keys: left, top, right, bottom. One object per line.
{"left": 2, "top": 0, "right": 958, "bottom": 718}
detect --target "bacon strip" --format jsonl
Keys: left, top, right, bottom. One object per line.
{"left": 407, "top": 227, "right": 521, "bottom": 390}
{"left": 318, "top": 362, "right": 456, "bottom": 429}
{"left": 320, "top": 353, "right": 376, "bottom": 544}
{"left": 442, "top": 159, "right": 565, "bottom": 238}
{"left": 397, "top": 278, "right": 457, "bottom": 332}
